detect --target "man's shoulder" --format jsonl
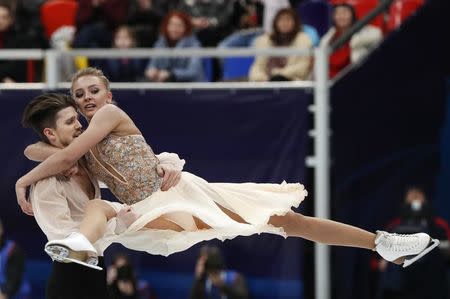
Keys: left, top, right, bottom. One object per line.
{"left": 33, "top": 176, "right": 76, "bottom": 195}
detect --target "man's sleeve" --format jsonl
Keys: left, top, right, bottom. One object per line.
{"left": 31, "top": 178, "right": 79, "bottom": 240}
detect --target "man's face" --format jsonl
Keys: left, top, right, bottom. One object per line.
{"left": 45, "top": 107, "right": 82, "bottom": 148}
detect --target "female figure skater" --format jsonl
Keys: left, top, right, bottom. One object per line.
{"left": 16, "top": 67, "right": 438, "bottom": 270}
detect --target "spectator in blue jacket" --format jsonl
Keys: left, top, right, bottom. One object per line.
{"left": 145, "top": 11, "right": 205, "bottom": 82}
{"left": 189, "top": 245, "right": 249, "bottom": 299}
{"left": 0, "top": 218, "right": 31, "bottom": 299}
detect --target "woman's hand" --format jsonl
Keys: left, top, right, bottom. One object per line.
{"left": 157, "top": 164, "right": 181, "bottom": 191}
{"left": 145, "top": 68, "right": 159, "bottom": 81}
{"left": 16, "top": 179, "right": 33, "bottom": 216}
{"left": 156, "top": 70, "right": 171, "bottom": 82}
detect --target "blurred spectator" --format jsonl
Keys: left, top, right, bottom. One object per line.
{"left": 107, "top": 253, "right": 157, "bottom": 299}
{"left": 127, "top": 0, "right": 178, "bottom": 48}
{"left": 0, "top": 218, "right": 31, "bottom": 299}
{"left": 218, "top": 0, "right": 264, "bottom": 49}
{"left": 177, "top": 0, "right": 237, "bottom": 47}
{"left": 0, "top": 1, "right": 33, "bottom": 82}
{"left": 249, "top": 8, "right": 312, "bottom": 81}
{"left": 320, "top": 3, "right": 383, "bottom": 78}
{"left": 261, "top": 0, "right": 319, "bottom": 46}
{"left": 261, "top": 0, "right": 290, "bottom": 34}
{"left": 11, "top": 0, "right": 46, "bottom": 48}
{"left": 98, "top": 25, "right": 146, "bottom": 82}
{"left": 73, "top": 0, "right": 130, "bottom": 49}
{"left": 375, "top": 186, "right": 449, "bottom": 299}
{"left": 189, "top": 245, "right": 249, "bottom": 299}
{"left": 145, "top": 11, "right": 204, "bottom": 82}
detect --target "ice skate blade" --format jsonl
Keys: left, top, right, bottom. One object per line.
{"left": 45, "top": 244, "right": 102, "bottom": 271}
{"left": 64, "top": 256, "right": 103, "bottom": 271}
{"left": 45, "top": 245, "right": 69, "bottom": 262}
{"left": 403, "top": 238, "right": 440, "bottom": 268}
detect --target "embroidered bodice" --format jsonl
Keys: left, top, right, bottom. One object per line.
{"left": 85, "top": 134, "right": 162, "bottom": 204}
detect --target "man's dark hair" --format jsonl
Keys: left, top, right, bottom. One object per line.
{"left": 22, "top": 93, "right": 77, "bottom": 143}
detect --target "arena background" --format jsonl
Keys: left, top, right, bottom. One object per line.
{"left": 0, "top": 0, "right": 449, "bottom": 298}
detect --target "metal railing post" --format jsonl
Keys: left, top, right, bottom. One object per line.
{"left": 45, "top": 50, "right": 59, "bottom": 90}
{"left": 313, "top": 45, "right": 330, "bottom": 299}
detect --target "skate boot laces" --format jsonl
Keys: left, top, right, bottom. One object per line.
{"left": 376, "top": 231, "right": 423, "bottom": 253}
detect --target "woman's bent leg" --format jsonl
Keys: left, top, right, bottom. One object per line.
{"left": 79, "top": 199, "right": 117, "bottom": 243}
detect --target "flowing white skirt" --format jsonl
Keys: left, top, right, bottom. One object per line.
{"left": 96, "top": 172, "right": 307, "bottom": 256}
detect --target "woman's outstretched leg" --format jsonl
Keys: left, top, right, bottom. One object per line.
{"left": 269, "top": 211, "right": 375, "bottom": 249}
{"left": 268, "top": 211, "right": 438, "bottom": 267}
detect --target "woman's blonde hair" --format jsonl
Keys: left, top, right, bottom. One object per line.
{"left": 70, "top": 67, "right": 111, "bottom": 95}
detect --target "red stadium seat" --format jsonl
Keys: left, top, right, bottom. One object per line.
{"left": 386, "top": 0, "right": 424, "bottom": 32}
{"left": 40, "top": 0, "right": 78, "bottom": 39}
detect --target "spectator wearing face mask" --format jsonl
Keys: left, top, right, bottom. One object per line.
{"left": 374, "top": 186, "right": 450, "bottom": 299}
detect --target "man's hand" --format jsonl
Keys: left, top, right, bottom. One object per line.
{"left": 56, "top": 163, "right": 79, "bottom": 181}
{"left": 16, "top": 179, "right": 33, "bottom": 216}
{"left": 157, "top": 164, "right": 181, "bottom": 191}
{"left": 0, "top": 291, "right": 6, "bottom": 299}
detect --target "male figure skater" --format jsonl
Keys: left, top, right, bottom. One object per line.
{"left": 21, "top": 93, "right": 183, "bottom": 298}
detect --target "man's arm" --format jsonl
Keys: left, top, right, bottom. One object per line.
{"left": 31, "top": 178, "right": 80, "bottom": 240}
{"left": 24, "top": 142, "right": 60, "bottom": 162}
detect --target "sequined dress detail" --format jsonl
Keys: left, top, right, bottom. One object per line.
{"left": 85, "top": 134, "right": 162, "bottom": 204}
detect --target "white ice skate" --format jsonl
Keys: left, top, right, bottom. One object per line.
{"left": 374, "top": 230, "right": 440, "bottom": 268}
{"left": 45, "top": 232, "right": 102, "bottom": 270}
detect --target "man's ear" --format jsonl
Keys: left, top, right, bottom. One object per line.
{"left": 43, "top": 128, "right": 56, "bottom": 142}
{"left": 106, "top": 91, "right": 113, "bottom": 104}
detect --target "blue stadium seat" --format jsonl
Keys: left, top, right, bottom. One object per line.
{"left": 222, "top": 57, "right": 254, "bottom": 81}
{"left": 202, "top": 58, "right": 214, "bottom": 82}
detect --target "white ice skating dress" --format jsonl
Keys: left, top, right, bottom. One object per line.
{"left": 85, "top": 134, "right": 307, "bottom": 256}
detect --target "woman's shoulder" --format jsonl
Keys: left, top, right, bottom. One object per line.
{"left": 98, "top": 103, "right": 122, "bottom": 114}
{"left": 178, "top": 34, "right": 201, "bottom": 47}
{"left": 360, "top": 24, "right": 383, "bottom": 35}
{"left": 252, "top": 33, "right": 271, "bottom": 47}
{"left": 293, "top": 31, "right": 313, "bottom": 47}
{"left": 92, "top": 104, "right": 126, "bottom": 122}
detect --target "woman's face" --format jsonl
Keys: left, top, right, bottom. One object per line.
{"left": 276, "top": 13, "right": 295, "bottom": 34}
{"left": 167, "top": 16, "right": 186, "bottom": 41}
{"left": 0, "top": 6, "right": 12, "bottom": 32}
{"left": 114, "top": 28, "right": 134, "bottom": 49}
{"left": 334, "top": 6, "right": 353, "bottom": 30}
{"left": 72, "top": 75, "right": 112, "bottom": 120}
